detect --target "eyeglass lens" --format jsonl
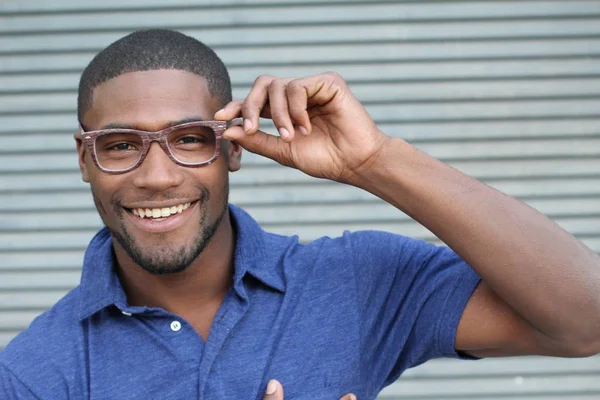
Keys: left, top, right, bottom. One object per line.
{"left": 94, "top": 125, "right": 217, "bottom": 171}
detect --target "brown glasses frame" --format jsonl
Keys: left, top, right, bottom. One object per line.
{"left": 75, "top": 118, "right": 243, "bottom": 174}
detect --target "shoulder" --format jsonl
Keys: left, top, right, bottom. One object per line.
{"left": 266, "top": 229, "right": 436, "bottom": 286}
{"left": 295, "top": 230, "right": 473, "bottom": 307}
{"left": 307, "top": 229, "right": 441, "bottom": 268}
{"left": 0, "top": 287, "right": 85, "bottom": 394}
{"left": 266, "top": 229, "right": 421, "bottom": 255}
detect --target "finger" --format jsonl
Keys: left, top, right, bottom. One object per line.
{"left": 267, "top": 79, "right": 296, "bottom": 142}
{"left": 339, "top": 394, "right": 357, "bottom": 400}
{"left": 286, "top": 79, "right": 312, "bottom": 136}
{"left": 214, "top": 99, "right": 243, "bottom": 120}
{"left": 263, "top": 379, "right": 284, "bottom": 400}
{"left": 213, "top": 100, "right": 273, "bottom": 126}
{"left": 260, "top": 103, "right": 273, "bottom": 120}
{"left": 242, "top": 75, "right": 276, "bottom": 135}
{"left": 222, "top": 127, "right": 293, "bottom": 168}
{"left": 294, "top": 72, "right": 349, "bottom": 110}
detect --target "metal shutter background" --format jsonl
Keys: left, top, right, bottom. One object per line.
{"left": 1, "top": 0, "right": 599, "bottom": 398}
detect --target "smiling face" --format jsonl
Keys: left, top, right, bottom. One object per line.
{"left": 77, "top": 69, "right": 241, "bottom": 275}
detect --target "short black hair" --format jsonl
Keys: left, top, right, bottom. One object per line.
{"left": 77, "top": 29, "right": 232, "bottom": 122}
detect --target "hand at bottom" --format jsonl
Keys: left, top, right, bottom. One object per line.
{"left": 263, "top": 379, "right": 356, "bottom": 400}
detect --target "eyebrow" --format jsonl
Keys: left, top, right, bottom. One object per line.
{"left": 99, "top": 116, "right": 207, "bottom": 130}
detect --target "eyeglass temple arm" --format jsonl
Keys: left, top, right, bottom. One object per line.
{"left": 226, "top": 118, "right": 244, "bottom": 128}
{"left": 73, "top": 124, "right": 85, "bottom": 139}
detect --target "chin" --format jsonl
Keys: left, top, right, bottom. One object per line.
{"left": 114, "top": 230, "right": 201, "bottom": 275}
{"left": 111, "top": 203, "right": 227, "bottom": 275}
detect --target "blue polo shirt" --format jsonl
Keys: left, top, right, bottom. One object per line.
{"left": 0, "top": 204, "right": 480, "bottom": 399}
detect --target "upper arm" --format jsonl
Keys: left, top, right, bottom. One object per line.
{"left": 0, "top": 363, "right": 38, "bottom": 400}
{"left": 348, "top": 231, "right": 481, "bottom": 386}
{"left": 456, "top": 281, "right": 581, "bottom": 358}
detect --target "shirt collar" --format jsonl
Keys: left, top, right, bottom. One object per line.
{"left": 229, "top": 204, "right": 286, "bottom": 295}
{"left": 77, "top": 204, "right": 286, "bottom": 321}
{"left": 77, "top": 228, "right": 126, "bottom": 321}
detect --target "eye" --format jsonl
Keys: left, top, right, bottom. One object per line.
{"left": 96, "top": 132, "right": 142, "bottom": 153}
{"left": 177, "top": 135, "right": 208, "bottom": 145}
{"left": 106, "top": 142, "right": 138, "bottom": 151}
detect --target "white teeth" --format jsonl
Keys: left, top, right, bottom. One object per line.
{"left": 132, "top": 202, "right": 193, "bottom": 219}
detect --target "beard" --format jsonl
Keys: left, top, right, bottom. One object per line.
{"left": 92, "top": 186, "right": 229, "bottom": 275}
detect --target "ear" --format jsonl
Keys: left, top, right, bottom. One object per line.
{"left": 225, "top": 139, "right": 242, "bottom": 172}
{"left": 75, "top": 136, "right": 90, "bottom": 182}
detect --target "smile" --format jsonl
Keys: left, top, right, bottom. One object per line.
{"left": 123, "top": 200, "right": 199, "bottom": 233}
{"left": 129, "top": 202, "right": 192, "bottom": 220}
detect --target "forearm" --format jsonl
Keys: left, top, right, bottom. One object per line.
{"left": 354, "top": 137, "right": 600, "bottom": 343}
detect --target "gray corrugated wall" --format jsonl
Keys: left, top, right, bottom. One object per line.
{"left": 1, "top": 0, "right": 599, "bottom": 398}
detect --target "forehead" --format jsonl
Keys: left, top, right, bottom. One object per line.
{"left": 84, "top": 69, "right": 219, "bottom": 130}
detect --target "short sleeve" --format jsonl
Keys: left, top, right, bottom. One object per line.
{"left": 0, "top": 363, "right": 38, "bottom": 400}
{"left": 348, "top": 230, "right": 481, "bottom": 391}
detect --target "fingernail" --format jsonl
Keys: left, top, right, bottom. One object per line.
{"left": 298, "top": 126, "right": 308, "bottom": 136}
{"left": 244, "top": 118, "right": 253, "bottom": 133}
{"left": 266, "top": 380, "right": 277, "bottom": 395}
{"left": 349, "top": 395, "right": 357, "bottom": 400}
{"left": 279, "top": 127, "right": 290, "bottom": 140}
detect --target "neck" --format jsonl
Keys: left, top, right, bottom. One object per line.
{"left": 113, "top": 211, "right": 236, "bottom": 316}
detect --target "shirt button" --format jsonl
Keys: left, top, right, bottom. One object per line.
{"left": 170, "top": 321, "right": 182, "bottom": 332}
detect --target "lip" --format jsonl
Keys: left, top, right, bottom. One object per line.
{"left": 123, "top": 199, "right": 198, "bottom": 209}
{"left": 124, "top": 201, "right": 198, "bottom": 234}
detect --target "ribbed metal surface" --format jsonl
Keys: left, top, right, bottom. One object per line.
{"left": 1, "top": 0, "right": 599, "bottom": 398}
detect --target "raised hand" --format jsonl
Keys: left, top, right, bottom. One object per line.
{"left": 261, "top": 379, "right": 356, "bottom": 400}
{"left": 215, "top": 73, "right": 390, "bottom": 185}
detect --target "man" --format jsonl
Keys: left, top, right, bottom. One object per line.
{"left": 1, "top": 29, "right": 599, "bottom": 400}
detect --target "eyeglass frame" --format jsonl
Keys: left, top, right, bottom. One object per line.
{"left": 74, "top": 118, "right": 243, "bottom": 174}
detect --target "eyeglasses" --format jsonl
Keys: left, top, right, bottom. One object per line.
{"left": 75, "top": 118, "right": 243, "bottom": 174}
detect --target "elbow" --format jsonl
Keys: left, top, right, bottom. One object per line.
{"left": 553, "top": 334, "right": 600, "bottom": 358}
{"left": 564, "top": 344, "right": 600, "bottom": 358}
{"left": 570, "top": 339, "right": 600, "bottom": 358}
{"left": 553, "top": 297, "right": 600, "bottom": 357}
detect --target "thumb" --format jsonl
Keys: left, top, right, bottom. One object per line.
{"left": 223, "top": 126, "right": 293, "bottom": 167}
{"left": 263, "top": 379, "right": 284, "bottom": 400}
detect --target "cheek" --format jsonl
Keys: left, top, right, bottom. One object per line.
{"left": 209, "top": 171, "right": 230, "bottom": 205}
{"left": 90, "top": 186, "right": 111, "bottom": 225}
{"left": 89, "top": 177, "right": 125, "bottom": 218}
{"left": 193, "top": 164, "right": 229, "bottom": 200}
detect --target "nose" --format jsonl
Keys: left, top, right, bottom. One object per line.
{"left": 131, "top": 142, "right": 184, "bottom": 191}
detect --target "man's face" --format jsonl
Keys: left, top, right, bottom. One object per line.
{"left": 77, "top": 69, "right": 241, "bottom": 275}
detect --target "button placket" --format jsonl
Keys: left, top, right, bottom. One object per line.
{"left": 198, "top": 291, "right": 249, "bottom": 399}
